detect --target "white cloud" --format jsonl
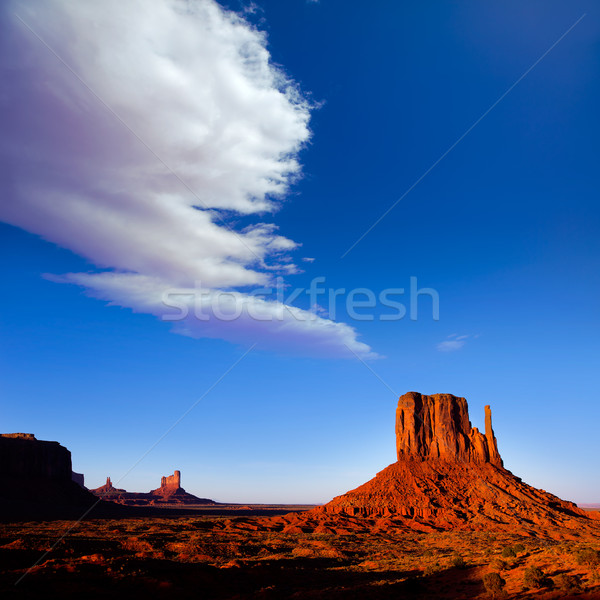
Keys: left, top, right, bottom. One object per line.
{"left": 0, "top": 0, "right": 375, "bottom": 358}
{"left": 436, "top": 340, "right": 466, "bottom": 352}
{"left": 436, "top": 334, "right": 476, "bottom": 352}
{"left": 50, "top": 272, "right": 377, "bottom": 359}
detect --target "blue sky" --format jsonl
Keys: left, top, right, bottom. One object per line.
{"left": 1, "top": 0, "right": 599, "bottom": 503}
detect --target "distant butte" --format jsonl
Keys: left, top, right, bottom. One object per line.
{"left": 91, "top": 470, "right": 216, "bottom": 506}
{"left": 93, "top": 476, "right": 125, "bottom": 495}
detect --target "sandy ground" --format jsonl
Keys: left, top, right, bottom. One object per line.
{"left": 1, "top": 507, "right": 600, "bottom": 599}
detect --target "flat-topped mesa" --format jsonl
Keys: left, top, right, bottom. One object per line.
{"left": 0, "top": 433, "right": 36, "bottom": 440}
{"left": 395, "top": 392, "right": 503, "bottom": 467}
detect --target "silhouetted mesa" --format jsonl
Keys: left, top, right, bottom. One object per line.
{"left": 0, "top": 433, "right": 101, "bottom": 519}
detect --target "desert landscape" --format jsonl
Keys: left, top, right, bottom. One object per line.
{"left": 2, "top": 393, "right": 600, "bottom": 598}
{"left": 2, "top": 0, "right": 599, "bottom": 599}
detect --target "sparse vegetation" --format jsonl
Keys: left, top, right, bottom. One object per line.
{"left": 490, "top": 558, "right": 508, "bottom": 571}
{"left": 512, "top": 542, "right": 525, "bottom": 554}
{"left": 501, "top": 546, "right": 516, "bottom": 558}
{"left": 423, "top": 562, "right": 442, "bottom": 577}
{"left": 1, "top": 517, "right": 599, "bottom": 599}
{"left": 523, "top": 566, "right": 553, "bottom": 589}
{"left": 555, "top": 573, "right": 581, "bottom": 592}
{"left": 482, "top": 571, "right": 506, "bottom": 596}
{"left": 575, "top": 547, "right": 600, "bottom": 566}
{"left": 450, "top": 554, "right": 467, "bottom": 568}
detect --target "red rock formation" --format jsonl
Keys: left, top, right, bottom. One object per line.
{"left": 160, "top": 470, "right": 181, "bottom": 490}
{"left": 91, "top": 471, "right": 216, "bottom": 506}
{"left": 91, "top": 477, "right": 126, "bottom": 496}
{"left": 311, "top": 393, "right": 600, "bottom": 538}
{"left": 395, "top": 392, "right": 503, "bottom": 466}
{"left": 149, "top": 470, "right": 215, "bottom": 504}
{"left": 484, "top": 404, "right": 502, "bottom": 465}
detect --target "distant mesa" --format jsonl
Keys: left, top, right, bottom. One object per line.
{"left": 310, "top": 392, "right": 600, "bottom": 538}
{"left": 91, "top": 470, "right": 216, "bottom": 506}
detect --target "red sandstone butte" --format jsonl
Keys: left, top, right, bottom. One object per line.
{"left": 395, "top": 392, "right": 502, "bottom": 466}
{"left": 151, "top": 470, "right": 181, "bottom": 496}
{"left": 311, "top": 392, "right": 600, "bottom": 538}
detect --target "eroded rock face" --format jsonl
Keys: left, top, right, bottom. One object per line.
{"left": 395, "top": 392, "right": 503, "bottom": 467}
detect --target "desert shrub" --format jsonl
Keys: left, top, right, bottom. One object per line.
{"left": 450, "top": 555, "right": 467, "bottom": 569}
{"left": 490, "top": 558, "right": 508, "bottom": 571}
{"left": 555, "top": 573, "right": 581, "bottom": 592}
{"left": 423, "top": 562, "right": 442, "bottom": 577}
{"left": 483, "top": 572, "right": 506, "bottom": 595}
{"left": 574, "top": 547, "right": 600, "bottom": 567}
{"left": 501, "top": 546, "right": 516, "bottom": 558}
{"left": 512, "top": 543, "right": 526, "bottom": 554}
{"left": 523, "top": 566, "right": 552, "bottom": 589}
